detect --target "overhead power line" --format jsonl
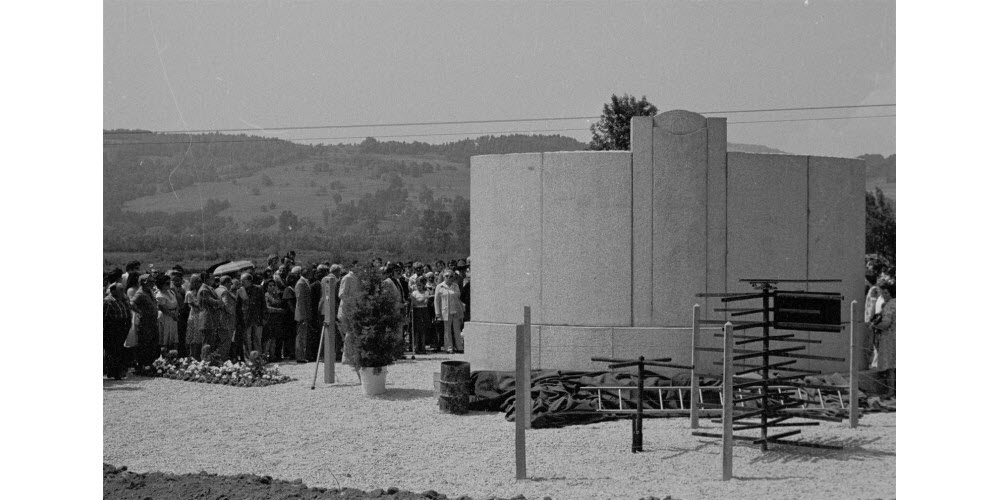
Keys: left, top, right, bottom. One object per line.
{"left": 103, "top": 103, "right": 895, "bottom": 135}
{"left": 102, "top": 114, "right": 895, "bottom": 147}
{"left": 729, "top": 114, "right": 895, "bottom": 125}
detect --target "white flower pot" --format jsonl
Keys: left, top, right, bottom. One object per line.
{"left": 359, "top": 366, "right": 387, "bottom": 396}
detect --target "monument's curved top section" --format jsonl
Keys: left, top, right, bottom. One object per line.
{"left": 653, "top": 109, "right": 707, "bottom": 135}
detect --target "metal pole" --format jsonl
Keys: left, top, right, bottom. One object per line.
{"left": 722, "top": 321, "right": 734, "bottom": 481}
{"left": 849, "top": 300, "right": 859, "bottom": 428}
{"left": 515, "top": 322, "right": 527, "bottom": 480}
{"left": 634, "top": 356, "right": 645, "bottom": 452}
{"left": 760, "top": 288, "right": 771, "bottom": 451}
{"left": 523, "top": 306, "right": 532, "bottom": 430}
{"left": 325, "top": 321, "right": 337, "bottom": 384}
{"left": 311, "top": 324, "right": 326, "bottom": 389}
{"left": 691, "top": 304, "right": 701, "bottom": 429}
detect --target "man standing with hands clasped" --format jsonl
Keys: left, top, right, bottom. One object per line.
{"left": 434, "top": 269, "right": 465, "bottom": 354}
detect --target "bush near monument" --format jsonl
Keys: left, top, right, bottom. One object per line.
{"left": 348, "top": 265, "right": 405, "bottom": 373}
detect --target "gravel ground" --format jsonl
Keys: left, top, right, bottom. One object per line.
{"left": 104, "top": 354, "right": 896, "bottom": 500}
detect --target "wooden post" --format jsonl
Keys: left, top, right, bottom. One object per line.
{"left": 690, "top": 304, "right": 701, "bottom": 429}
{"left": 522, "top": 306, "right": 532, "bottom": 429}
{"left": 515, "top": 321, "right": 527, "bottom": 480}
{"left": 722, "top": 321, "right": 734, "bottom": 481}
{"left": 849, "top": 300, "right": 859, "bottom": 428}
{"left": 324, "top": 322, "right": 336, "bottom": 383}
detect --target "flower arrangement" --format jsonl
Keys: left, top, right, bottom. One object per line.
{"left": 347, "top": 264, "right": 405, "bottom": 374}
{"left": 150, "top": 350, "right": 294, "bottom": 387}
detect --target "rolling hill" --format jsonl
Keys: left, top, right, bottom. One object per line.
{"left": 104, "top": 132, "right": 893, "bottom": 267}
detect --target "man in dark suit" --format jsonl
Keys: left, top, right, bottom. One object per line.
{"left": 308, "top": 264, "right": 328, "bottom": 360}
{"left": 293, "top": 266, "right": 313, "bottom": 363}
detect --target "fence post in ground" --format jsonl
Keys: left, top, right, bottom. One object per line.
{"left": 690, "top": 304, "right": 701, "bottom": 429}
{"left": 324, "top": 322, "right": 336, "bottom": 384}
{"left": 514, "top": 306, "right": 531, "bottom": 480}
{"left": 849, "top": 300, "right": 859, "bottom": 428}
{"left": 722, "top": 321, "right": 734, "bottom": 481}
{"left": 522, "top": 306, "right": 532, "bottom": 430}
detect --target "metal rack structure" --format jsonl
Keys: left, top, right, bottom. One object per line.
{"left": 690, "top": 278, "right": 847, "bottom": 452}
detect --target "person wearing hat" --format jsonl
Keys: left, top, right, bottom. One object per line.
{"left": 130, "top": 274, "right": 160, "bottom": 373}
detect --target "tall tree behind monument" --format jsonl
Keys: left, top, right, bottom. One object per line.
{"left": 588, "top": 94, "right": 659, "bottom": 151}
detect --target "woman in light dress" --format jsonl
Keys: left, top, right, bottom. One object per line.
{"left": 154, "top": 274, "right": 179, "bottom": 351}
{"left": 867, "top": 280, "right": 896, "bottom": 399}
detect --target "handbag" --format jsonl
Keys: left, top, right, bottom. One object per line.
{"left": 124, "top": 313, "right": 139, "bottom": 348}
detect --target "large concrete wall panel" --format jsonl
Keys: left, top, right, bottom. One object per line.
{"left": 470, "top": 154, "right": 542, "bottom": 324}
{"left": 541, "top": 152, "right": 632, "bottom": 326}
{"left": 631, "top": 116, "right": 654, "bottom": 327}
{"left": 726, "top": 153, "right": 809, "bottom": 291}
{"left": 806, "top": 156, "right": 867, "bottom": 373}
{"left": 610, "top": 327, "right": 699, "bottom": 377}
{"left": 463, "top": 321, "right": 540, "bottom": 372}
{"left": 537, "top": 326, "right": 613, "bottom": 371}
{"left": 705, "top": 118, "right": 729, "bottom": 322}
{"left": 652, "top": 111, "right": 709, "bottom": 326}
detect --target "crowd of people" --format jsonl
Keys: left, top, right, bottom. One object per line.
{"left": 103, "top": 252, "right": 472, "bottom": 379}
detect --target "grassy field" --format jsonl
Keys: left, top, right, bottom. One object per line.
{"left": 123, "top": 154, "right": 470, "bottom": 227}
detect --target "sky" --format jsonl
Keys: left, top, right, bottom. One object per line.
{"left": 104, "top": 0, "right": 894, "bottom": 158}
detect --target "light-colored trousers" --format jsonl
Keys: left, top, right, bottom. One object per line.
{"left": 442, "top": 313, "right": 464, "bottom": 351}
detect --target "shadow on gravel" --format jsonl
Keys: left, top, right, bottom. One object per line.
{"left": 732, "top": 475, "right": 811, "bottom": 481}
{"left": 746, "top": 436, "right": 894, "bottom": 464}
{"left": 375, "top": 388, "right": 436, "bottom": 401}
{"left": 656, "top": 442, "right": 714, "bottom": 460}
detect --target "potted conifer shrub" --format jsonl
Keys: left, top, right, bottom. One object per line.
{"left": 347, "top": 264, "right": 404, "bottom": 396}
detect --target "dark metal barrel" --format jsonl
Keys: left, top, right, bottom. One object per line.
{"left": 439, "top": 361, "right": 471, "bottom": 414}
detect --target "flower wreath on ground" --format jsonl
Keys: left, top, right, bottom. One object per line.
{"left": 151, "top": 350, "right": 295, "bottom": 387}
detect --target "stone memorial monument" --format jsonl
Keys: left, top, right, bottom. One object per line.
{"left": 463, "top": 110, "right": 865, "bottom": 375}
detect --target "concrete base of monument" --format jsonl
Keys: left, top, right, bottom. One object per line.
{"left": 462, "top": 321, "right": 725, "bottom": 375}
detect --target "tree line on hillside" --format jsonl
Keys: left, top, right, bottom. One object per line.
{"left": 357, "top": 134, "right": 587, "bottom": 166}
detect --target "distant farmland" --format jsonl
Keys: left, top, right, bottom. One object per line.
{"left": 123, "top": 154, "right": 470, "bottom": 227}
